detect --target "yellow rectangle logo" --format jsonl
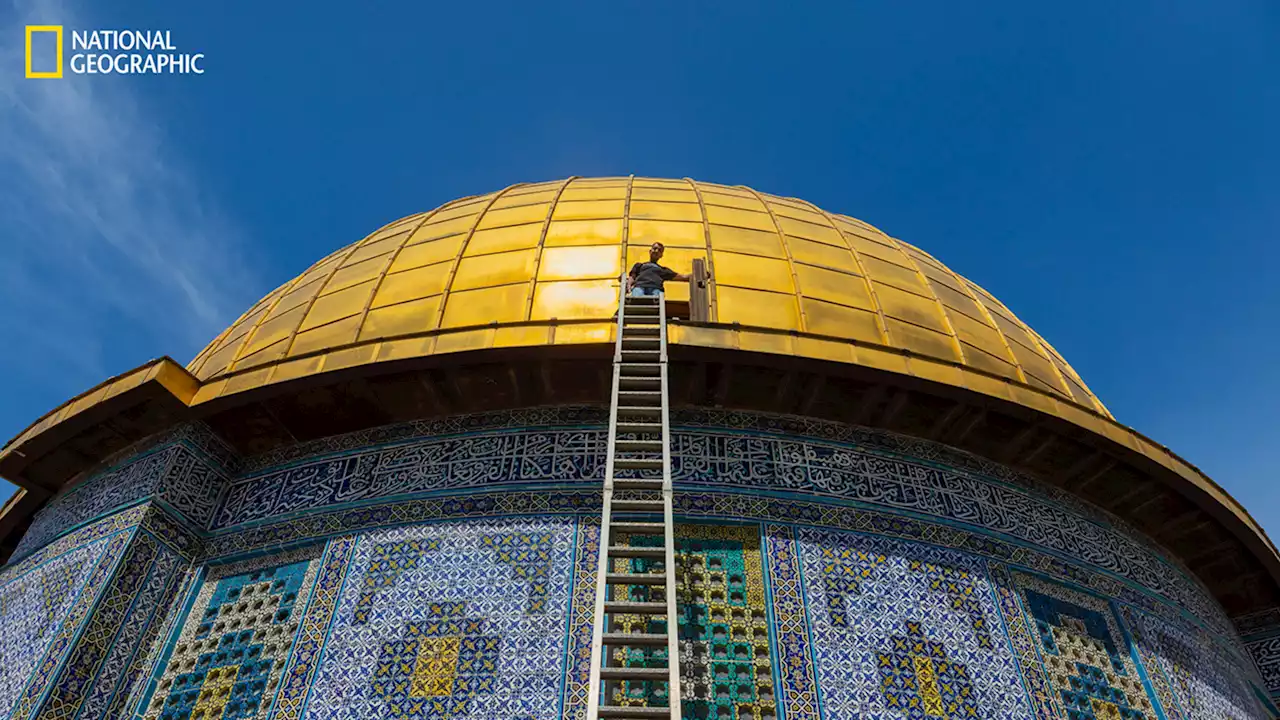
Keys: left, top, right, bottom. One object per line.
{"left": 25, "top": 25, "right": 63, "bottom": 78}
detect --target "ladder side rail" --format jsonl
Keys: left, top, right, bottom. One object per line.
{"left": 658, "top": 288, "right": 682, "bottom": 720}
{"left": 586, "top": 272, "right": 631, "bottom": 720}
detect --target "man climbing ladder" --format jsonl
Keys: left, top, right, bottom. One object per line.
{"left": 586, "top": 272, "right": 683, "bottom": 719}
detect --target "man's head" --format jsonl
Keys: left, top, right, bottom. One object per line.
{"left": 649, "top": 242, "right": 665, "bottom": 262}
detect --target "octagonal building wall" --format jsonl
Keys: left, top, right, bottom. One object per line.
{"left": 2, "top": 409, "right": 1277, "bottom": 720}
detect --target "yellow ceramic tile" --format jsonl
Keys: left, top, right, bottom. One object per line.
{"left": 959, "top": 342, "right": 1020, "bottom": 380}
{"left": 710, "top": 251, "right": 794, "bottom": 294}
{"left": 705, "top": 205, "right": 777, "bottom": 232}
{"left": 324, "top": 256, "right": 388, "bottom": 295}
{"left": 862, "top": 256, "right": 931, "bottom": 294}
{"left": 464, "top": 223, "right": 543, "bottom": 256}
{"left": 537, "top": 246, "right": 621, "bottom": 281}
{"left": 707, "top": 224, "right": 784, "bottom": 257}
{"left": 552, "top": 200, "right": 625, "bottom": 221}
{"left": 241, "top": 305, "right": 309, "bottom": 356}
{"left": 795, "top": 264, "right": 874, "bottom": 310}
{"left": 346, "top": 231, "right": 410, "bottom": 265}
{"left": 477, "top": 203, "right": 549, "bottom": 229}
{"left": 267, "top": 355, "right": 325, "bottom": 385}
{"left": 786, "top": 237, "right": 859, "bottom": 273}
{"left": 451, "top": 248, "right": 537, "bottom": 290}
{"left": 553, "top": 322, "right": 613, "bottom": 345}
{"left": 391, "top": 235, "right": 466, "bottom": 273}
{"left": 301, "top": 280, "right": 376, "bottom": 332}
{"left": 435, "top": 328, "right": 494, "bottom": 353}
{"left": 911, "top": 358, "right": 965, "bottom": 388}
{"left": 410, "top": 216, "right": 477, "bottom": 244}
{"left": 630, "top": 187, "right": 697, "bottom": 202}
{"left": 289, "top": 315, "right": 361, "bottom": 357}
{"left": 795, "top": 336, "right": 854, "bottom": 363}
{"left": 778, "top": 217, "right": 845, "bottom": 247}
{"left": 670, "top": 324, "right": 738, "bottom": 349}
{"left": 376, "top": 335, "right": 435, "bottom": 362}
{"left": 629, "top": 200, "right": 702, "bottom": 222}
{"left": 700, "top": 192, "right": 766, "bottom": 211}
{"left": 802, "top": 298, "right": 883, "bottom": 344}
{"left": 716, "top": 286, "right": 799, "bottom": 330}
{"left": 489, "top": 190, "right": 558, "bottom": 208}
{"left": 628, "top": 220, "right": 704, "bottom": 248}
{"left": 530, "top": 279, "right": 617, "bottom": 320}
{"left": 739, "top": 330, "right": 794, "bottom": 356}
{"left": 440, "top": 283, "right": 528, "bottom": 328}
{"left": 874, "top": 282, "right": 950, "bottom": 334}
{"left": 558, "top": 186, "right": 627, "bottom": 202}
{"left": 494, "top": 325, "right": 551, "bottom": 348}
{"left": 544, "top": 219, "right": 624, "bottom": 246}
{"left": 360, "top": 296, "right": 441, "bottom": 341}
{"left": 373, "top": 264, "right": 451, "bottom": 308}
{"left": 885, "top": 318, "right": 961, "bottom": 362}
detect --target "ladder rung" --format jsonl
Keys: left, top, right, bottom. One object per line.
{"left": 613, "top": 478, "right": 664, "bottom": 490}
{"left": 617, "top": 391, "right": 661, "bottom": 404}
{"left": 603, "top": 632, "right": 668, "bottom": 646}
{"left": 619, "top": 364, "right": 659, "bottom": 376}
{"left": 621, "top": 350, "right": 660, "bottom": 360}
{"left": 616, "top": 423, "right": 662, "bottom": 436}
{"left": 614, "top": 439, "right": 662, "bottom": 451}
{"left": 625, "top": 295, "right": 661, "bottom": 304}
{"left": 622, "top": 339, "right": 660, "bottom": 349}
{"left": 612, "top": 499, "right": 665, "bottom": 512}
{"left": 614, "top": 458, "right": 662, "bottom": 470}
{"left": 606, "top": 572, "right": 666, "bottom": 585}
{"left": 616, "top": 406, "right": 660, "bottom": 419}
{"left": 610, "top": 521, "right": 665, "bottom": 533}
{"left": 622, "top": 325, "right": 660, "bottom": 336}
{"left": 619, "top": 377, "right": 660, "bottom": 390}
{"left": 604, "top": 601, "right": 668, "bottom": 614}
{"left": 609, "top": 545, "right": 666, "bottom": 558}
{"left": 598, "top": 707, "right": 671, "bottom": 718}
{"left": 600, "top": 666, "right": 671, "bottom": 681}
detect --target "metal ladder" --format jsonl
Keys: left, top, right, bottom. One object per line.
{"left": 586, "top": 280, "right": 682, "bottom": 720}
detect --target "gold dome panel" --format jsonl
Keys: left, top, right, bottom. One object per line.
{"left": 187, "top": 177, "right": 1109, "bottom": 418}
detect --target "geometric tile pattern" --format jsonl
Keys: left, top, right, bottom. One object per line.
{"left": 354, "top": 540, "right": 440, "bottom": 625}
{"left": 369, "top": 602, "right": 500, "bottom": 718}
{"left": 0, "top": 536, "right": 110, "bottom": 719}
{"left": 201, "top": 408, "right": 1224, "bottom": 633}
{"left": 762, "top": 524, "right": 821, "bottom": 720}
{"left": 139, "top": 547, "right": 322, "bottom": 720}
{"left": 876, "top": 620, "right": 979, "bottom": 719}
{"left": 909, "top": 560, "right": 992, "bottom": 650}
{"left": 561, "top": 518, "right": 600, "bottom": 720}
{"left": 1122, "top": 604, "right": 1271, "bottom": 720}
{"left": 35, "top": 531, "right": 164, "bottom": 720}
{"left": 798, "top": 528, "right": 1035, "bottom": 719}
{"left": 1014, "top": 575, "right": 1156, "bottom": 720}
{"left": 608, "top": 524, "right": 777, "bottom": 720}
{"left": 303, "top": 518, "right": 576, "bottom": 720}
{"left": 273, "top": 537, "right": 356, "bottom": 720}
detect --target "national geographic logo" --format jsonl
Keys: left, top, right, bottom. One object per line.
{"left": 25, "top": 26, "right": 204, "bottom": 78}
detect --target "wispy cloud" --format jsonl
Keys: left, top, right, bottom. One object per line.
{"left": 0, "top": 0, "right": 259, "bottom": 386}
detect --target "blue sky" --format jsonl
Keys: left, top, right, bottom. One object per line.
{"left": 2, "top": 1, "right": 1277, "bottom": 534}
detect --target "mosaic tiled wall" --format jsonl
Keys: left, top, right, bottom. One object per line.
{"left": 0, "top": 502, "right": 195, "bottom": 720}
{"left": 1238, "top": 608, "right": 1280, "bottom": 705}
{"left": 6, "top": 408, "right": 1279, "bottom": 719}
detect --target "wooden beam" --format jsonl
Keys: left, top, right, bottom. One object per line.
{"left": 774, "top": 371, "right": 797, "bottom": 411}
{"left": 1072, "top": 460, "right": 1116, "bottom": 494}
{"left": 926, "top": 403, "right": 966, "bottom": 441}
{"left": 415, "top": 373, "right": 448, "bottom": 415}
{"left": 1154, "top": 511, "right": 1207, "bottom": 541}
{"left": 852, "top": 384, "right": 888, "bottom": 426}
{"left": 1127, "top": 492, "right": 1165, "bottom": 518}
{"left": 539, "top": 360, "right": 555, "bottom": 402}
{"left": 507, "top": 366, "right": 522, "bottom": 407}
{"left": 999, "top": 423, "right": 1042, "bottom": 464}
{"left": 1185, "top": 538, "right": 1240, "bottom": 565}
{"left": 878, "top": 390, "right": 910, "bottom": 427}
{"left": 712, "top": 363, "right": 733, "bottom": 407}
{"left": 1106, "top": 481, "right": 1154, "bottom": 511}
{"left": 947, "top": 409, "right": 987, "bottom": 444}
{"left": 799, "top": 375, "right": 826, "bottom": 415}
{"left": 1062, "top": 450, "right": 1106, "bottom": 483}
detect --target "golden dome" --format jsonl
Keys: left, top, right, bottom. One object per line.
{"left": 187, "top": 176, "right": 1108, "bottom": 418}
